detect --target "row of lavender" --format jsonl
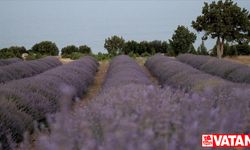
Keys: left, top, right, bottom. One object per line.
{"left": 17, "top": 55, "right": 249, "bottom": 150}
{"left": 0, "top": 56, "right": 99, "bottom": 150}
{"left": 145, "top": 54, "right": 250, "bottom": 136}
{"left": 102, "top": 55, "right": 151, "bottom": 90}
{"left": 177, "top": 54, "right": 250, "bottom": 84}
{"left": 13, "top": 55, "right": 249, "bottom": 149}
{"left": 0, "top": 58, "right": 22, "bottom": 67}
{"left": 145, "top": 54, "right": 237, "bottom": 92}
{"left": 0, "top": 57, "right": 62, "bottom": 84}
{"left": 19, "top": 55, "right": 171, "bottom": 150}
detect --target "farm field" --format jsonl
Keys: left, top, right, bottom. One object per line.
{"left": 1, "top": 0, "right": 250, "bottom": 149}
{"left": 0, "top": 54, "right": 249, "bottom": 150}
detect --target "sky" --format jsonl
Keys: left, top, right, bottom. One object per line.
{"left": 0, "top": 0, "right": 249, "bottom": 53}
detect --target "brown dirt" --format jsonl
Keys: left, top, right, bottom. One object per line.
{"left": 76, "top": 60, "right": 109, "bottom": 108}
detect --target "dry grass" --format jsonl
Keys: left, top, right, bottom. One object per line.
{"left": 59, "top": 58, "right": 74, "bottom": 64}
{"left": 224, "top": 55, "right": 250, "bottom": 66}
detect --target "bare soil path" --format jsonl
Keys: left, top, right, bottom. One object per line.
{"left": 76, "top": 60, "right": 109, "bottom": 108}
{"left": 135, "top": 57, "right": 160, "bottom": 86}
{"left": 225, "top": 56, "right": 250, "bottom": 66}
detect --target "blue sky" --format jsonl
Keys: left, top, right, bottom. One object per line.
{"left": 0, "top": 0, "right": 249, "bottom": 53}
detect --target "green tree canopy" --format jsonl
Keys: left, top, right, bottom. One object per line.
{"left": 123, "top": 40, "right": 139, "bottom": 54}
{"left": 169, "top": 25, "right": 197, "bottom": 56}
{"left": 0, "top": 46, "right": 27, "bottom": 59}
{"left": 61, "top": 45, "right": 79, "bottom": 56}
{"left": 104, "top": 35, "right": 125, "bottom": 55}
{"left": 123, "top": 40, "right": 169, "bottom": 55}
{"left": 31, "top": 41, "right": 59, "bottom": 56}
{"left": 79, "top": 45, "right": 92, "bottom": 54}
{"left": 192, "top": 0, "right": 250, "bottom": 58}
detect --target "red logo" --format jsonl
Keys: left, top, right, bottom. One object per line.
{"left": 202, "top": 134, "right": 213, "bottom": 147}
{"left": 202, "top": 134, "right": 250, "bottom": 148}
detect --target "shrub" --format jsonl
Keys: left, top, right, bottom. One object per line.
{"left": 0, "top": 98, "right": 33, "bottom": 142}
{"left": 0, "top": 58, "right": 22, "bottom": 67}
{"left": 18, "top": 67, "right": 249, "bottom": 150}
{"left": 177, "top": 54, "right": 250, "bottom": 84}
{"left": 0, "top": 56, "right": 62, "bottom": 83}
{"left": 79, "top": 45, "right": 92, "bottom": 54}
{"left": 0, "top": 56, "right": 99, "bottom": 148}
{"left": 177, "top": 54, "right": 214, "bottom": 69}
{"left": 67, "top": 52, "right": 85, "bottom": 60}
{"left": 145, "top": 54, "right": 233, "bottom": 92}
{"left": 141, "top": 52, "right": 151, "bottom": 57}
{"left": 92, "top": 52, "right": 111, "bottom": 61}
{"left": 0, "top": 46, "right": 27, "bottom": 59}
{"left": 61, "top": 45, "right": 79, "bottom": 57}
{"left": 235, "top": 43, "right": 250, "bottom": 55}
{"left": 102, "top": 55, "right": 151, "bottom": 90}
{"left": 25, "top": 52, "right": 44, "bottom": 60}
{"left": 61, "top": 45, "right": 92, "bottom": 59}
{"left": 31, "top": 41, "right": 59, "bottom": 56}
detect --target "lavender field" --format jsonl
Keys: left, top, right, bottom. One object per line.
{"left": 0, "top": 54, "right": 249, "bottom": 150}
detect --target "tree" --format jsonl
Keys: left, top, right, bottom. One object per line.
{"left": 192, "top": 0, "right": 250, "bottom": 59}
{"left": 197, "top": 40, "right": 209, "bottom": 55}
{"left": 235, "top": 42, "right": 250, "bottom": 55}
{"left": 161, "top": 41, "right": 169, "bottom": 53}
{"left": 0, "top": 46, "right": 27, "bottom": 59}
{"left": 139, "top": 41, "right": 150, "bottom": 55}
{"left": 79, "top": 45, "right": 92, "bottom": 54}
{"left": 31, "top": 41, "right": 59, "bottom": 56}
{"left": 169, "top": 25, "right": 197, "bottom": 56}
{"left": 104, "top": 35, "right": 125, "bottom": 55}
{"left": 123, "top": 40, "right": 139, "bottom": 54}
{"left": 61, "top": 45, "right": 79, "bottom": 56}
{"left": 188, "top": 44, "right": 197, "bottom": 54}
{"left": 211, "top": 42, "right": 230, "bottom": 56}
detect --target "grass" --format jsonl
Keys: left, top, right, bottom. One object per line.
{"left": 225, "top": 55, "right": 250, "bottom": 66}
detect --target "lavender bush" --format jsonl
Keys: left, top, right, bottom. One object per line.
{"left": 0, "top": 56, "right": 98, "bottom": 149}
{"left": 19, "top": 83, "right": 249, "bottom": 150}
{"left": 12, "top": 55, "right": 250, "bottom": 149}
{"left": 146, "top": 54, "right": 236, "bottom": 93}
{"left": 0, "top": 57, "right": 62, "bottom": 83}
{"left": 0, "top": 58, "right": 22, "bottom": 67}
{"left": 176, "top": 54, "right": 214, "bottom": 69}
{"left": 177, "top": 54, "right": 250, "bottom": 84}
{"left": 102, "top": 55, "right": 151, "bottom": 90}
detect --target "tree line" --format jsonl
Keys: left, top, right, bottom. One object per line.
{"left": 0, "top": 41, "right": 92, "bottom": 60}
{"left": 104, "top": 0, "right": 250, "bottom": 59}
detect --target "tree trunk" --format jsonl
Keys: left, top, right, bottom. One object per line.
{"left": 220, "top": 38, "right": 225, "bottom": 58}
{"left": 216, "top": 37, "right": 221, "bottom": 59}
{"left": 216, "top": 37, "right": 224, "bottom": 59}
